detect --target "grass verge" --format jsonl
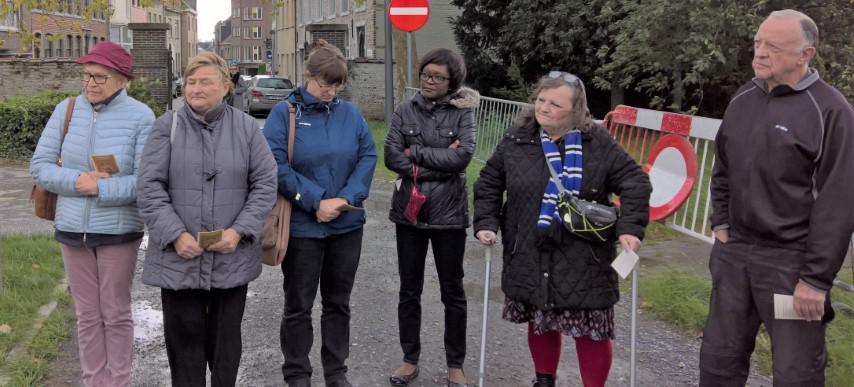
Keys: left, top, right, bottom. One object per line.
{"left": 0, "top": 234, "right": 71, "bottom": 385}
{"left": 640, "top": 269, "right": 854, "bottom": 383}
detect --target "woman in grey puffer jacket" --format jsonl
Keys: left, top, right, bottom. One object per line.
{"left": 384, "top": 48, "right": 480, "bottom": 387}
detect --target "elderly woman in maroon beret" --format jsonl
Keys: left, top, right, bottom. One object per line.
{"left": 30, "top": 41, "right": 154, "bottom": 387}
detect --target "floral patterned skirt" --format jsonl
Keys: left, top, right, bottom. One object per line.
{"left": 502, "top": 297, "right": 615, "bottom": 341}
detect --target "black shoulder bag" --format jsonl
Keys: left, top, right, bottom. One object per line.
{"left": 543, "top": 141, "right": 618, "bottom": 243}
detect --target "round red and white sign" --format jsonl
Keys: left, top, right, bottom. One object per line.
{"left": 643, "top": 134, "right": 699, "bottom": 221}
{"left": 388, "top": 0, "right": 430, "bottom": 32}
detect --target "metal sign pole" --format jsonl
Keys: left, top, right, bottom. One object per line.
{"left": 406, "top": 32, "right": 412, "bottom": 88}
{"left": 384, "top": 2, "right": 394, "bottom": 129}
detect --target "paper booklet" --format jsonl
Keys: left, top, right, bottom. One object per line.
{"left": 197, "top": 230, "right": 224, "bottom": 249}
{"left": 90, "top": 154, "right": 120, "bottom": 175}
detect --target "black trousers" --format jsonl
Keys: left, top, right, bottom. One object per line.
{"left": 396, "top": 224, "right": 467, "bottom": 368}
{"left": 161, "top": 285, "right": 248, "bottom": 387}
{"left": 699, "top": 238, "right": 832, "bottom": 387}
{"left": 280, "top": 228, "right": 363, "bottom": 383}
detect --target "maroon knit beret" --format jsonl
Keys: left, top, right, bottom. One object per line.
{"left": 76, "top": 41, "right": 135, "bottom": 80}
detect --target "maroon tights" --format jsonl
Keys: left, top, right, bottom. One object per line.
{"left": 527, "top": 322, "right": 612, "bottom": 387}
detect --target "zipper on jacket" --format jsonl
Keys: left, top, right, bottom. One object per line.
{"left": 81, "top": 111, "right": 98, "bottom": 234}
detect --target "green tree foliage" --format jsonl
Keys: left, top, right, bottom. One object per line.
{"left": 127, "top": 77, "right": 165, "bottom": 117}
{"left": 452, "top": 0, "right": 853, "bottom": 117}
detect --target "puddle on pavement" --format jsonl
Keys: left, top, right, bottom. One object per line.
{"left": 133, "top": 300, "right": 163, "bottom": 342}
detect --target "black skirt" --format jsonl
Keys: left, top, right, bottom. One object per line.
{"left": 502, "top": 297, "right": 615, "bottom": 341}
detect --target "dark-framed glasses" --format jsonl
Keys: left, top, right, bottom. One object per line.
{"left": 419, "top": 72, "right": 449, "bottom": 83}
{"left": 548, "top": 71, "right": 580, "bottom": 85}
{"left": 82, "top": 72, "right": 112, "bottom": 85}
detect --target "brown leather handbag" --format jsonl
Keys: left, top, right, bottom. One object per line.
{"left": 31, "top": 96, "right": 76, "bottom": 221}
{"left": 261, "top": 102, "right": 296, "bottom": 266}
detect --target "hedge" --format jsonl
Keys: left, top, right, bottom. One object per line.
{"left": 0, "top": 91, "right": 75, "bottom": 159}
{"left": 0, "top": 79, "right": 164, "bottom": 159}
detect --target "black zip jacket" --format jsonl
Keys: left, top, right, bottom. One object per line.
{"left": 710, "top": 69, "right": 854, "bottom": 291}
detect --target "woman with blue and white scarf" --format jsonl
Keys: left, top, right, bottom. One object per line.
{"left": 472, "top": 72, "right": 651, "bottom": 387}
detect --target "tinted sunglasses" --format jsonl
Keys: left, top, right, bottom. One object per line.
{"left": 548, "top": 71, "right": 581, "bottom": 85}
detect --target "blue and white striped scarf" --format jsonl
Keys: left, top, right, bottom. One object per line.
{"left": 537, "top": 129, "right": 583, "bottom": 229}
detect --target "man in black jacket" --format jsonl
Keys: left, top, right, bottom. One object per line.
{"left": 700, "top": 9, "right": 854, "bottom": 386}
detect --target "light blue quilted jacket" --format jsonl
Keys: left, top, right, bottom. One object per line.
{"left": 30, "top": 90, "right": 154, "bottom": 235}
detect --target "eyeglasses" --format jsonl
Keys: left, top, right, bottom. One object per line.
{"left": 82, "top": 72, "right": 112, "bottom": 85}
{"left": 314, "top": 79, "right": 345, "bottom": 92}
{"left": 420, "top": 72, "right": 449, "bottom": 84}
{"left": 548, "top": 71, "right": 580, "bottom": 85}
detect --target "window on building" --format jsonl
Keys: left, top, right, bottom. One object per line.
{"left": 233, "top": 27, "right": 240, "bottom": 36}
{"left": 66, "top": 35, "right": 73, "bottom": 57}
{"left": 249, "top": 7, "right": 262, "bottom": 20}
{"left": 341, "top": 0, "right": 349, "bottom": 13}
{"left": 252, "top": 46, "right": 261, "bottom": 61}
{"left": 303, "top": 0, "right": 310, "bottom": 24}
{"left": 356, "top": 25, "right": 365, "bottom": 58}
{"left": 76, "top": 35, "right": 82, "bottom": 57}
{"left": 0, "top": 3, "right": 16, "bottom": 30}
{"left": 251, "top": 26, "right": 261, "bottom": 39}
{"left": 313, "top": 0, "right": 321, "bottom": 20}
{"left": 296, "top": 0, "right": 302, "bottom": 25}
{"left": 354, "top": 0, "right": 365, "bottom": 12}
{"left": 233, "top": 7, "right": 240, "bottom": 18}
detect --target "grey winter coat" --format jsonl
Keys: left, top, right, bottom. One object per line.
{"left": 384, "top": 87, "right": 480, "bottom": 228}
{"left": 138, "top": 103, "right": 277, "bottom": 290}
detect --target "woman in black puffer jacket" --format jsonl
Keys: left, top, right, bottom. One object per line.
{"left": 384, "top": 48, "right": 480, "bottom": 387}
{"left": 473, "top": 72, "right": 651, "bottom": 387}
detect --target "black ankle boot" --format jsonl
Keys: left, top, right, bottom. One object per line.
{"left": 532, "top": 372, "right": 555, "bottom": 387}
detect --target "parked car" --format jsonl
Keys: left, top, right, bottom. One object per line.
{"left": 242, "top": 76, "right": 294, "bottom": 116}
{"left": 172, "top": 78, "right": 182, "bottom": 98}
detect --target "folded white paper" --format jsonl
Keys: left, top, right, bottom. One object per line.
{"left": 774, "top": 294, "right": 806, "bottom": 320}
{"left": 612, "top": 248, "right": 639, "bottom": 279}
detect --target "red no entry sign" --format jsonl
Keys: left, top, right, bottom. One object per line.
{"left": 388, "top": 0, "right": 430, "bottom": 32}
{"left": 643, "top": 134, "right": 699, "bottom": 221}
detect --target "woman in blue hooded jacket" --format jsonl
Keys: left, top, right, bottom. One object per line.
{"left": 263, "top": 39, "right": 377, "bottom": 387}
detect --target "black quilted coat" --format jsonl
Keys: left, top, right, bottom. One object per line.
{"left": 385, "top": 87, "right": 480, "bottom": 229}
{"left": 473, "top": 123, "right": 651, "bottom": 310}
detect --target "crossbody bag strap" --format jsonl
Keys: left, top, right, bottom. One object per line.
{"left": 286, "top": 101, "right": 295, "bottom": 163}
{"left": 541, "top": 129, "right": 568, "bottom": 196}
{"left": 57, "top": 96, "right": 76, "bottom": 166}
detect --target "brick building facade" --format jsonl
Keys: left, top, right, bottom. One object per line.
{"left": 218, "top": 0, "right": 273, "bottom": 76}
{"left": 0, "top": 2, "right": 108, "bottom": 59}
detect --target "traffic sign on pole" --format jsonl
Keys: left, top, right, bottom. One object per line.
{"left": 388, "top": 0, "right": 430, "bottom": 32}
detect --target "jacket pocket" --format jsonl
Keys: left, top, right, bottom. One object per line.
{"left": 438, "top": 126, "right": 458, "bottom": 146}
{"left": 403, "top": 124, "right": 421, "bottom": 146}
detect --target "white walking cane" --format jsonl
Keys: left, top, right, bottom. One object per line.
{"left": 478, "top": 243, "right": 494, "bottom": 387}
{"left": 630, "top": 264, "right": 639, "bottom": 387}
